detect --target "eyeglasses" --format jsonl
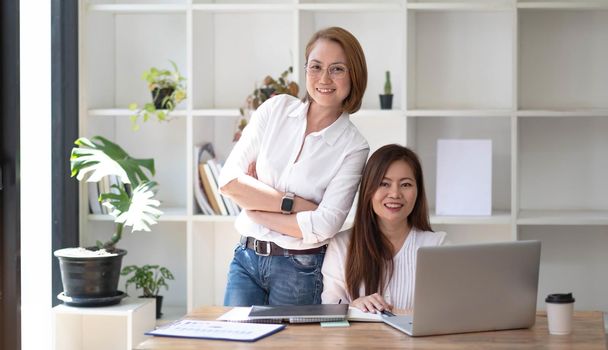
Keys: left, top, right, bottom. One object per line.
{"left": 305, "top": 63, "right": 349, "bottom": 80}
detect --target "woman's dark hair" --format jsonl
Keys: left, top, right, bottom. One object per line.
{"left": 345, "top": 144, "right": 432, "bottom": 299}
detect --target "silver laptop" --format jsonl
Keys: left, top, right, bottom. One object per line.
{"left": 382, "top": 240, "right": 541, "bottom": 336}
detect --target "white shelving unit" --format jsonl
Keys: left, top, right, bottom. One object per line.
{"left": 79, "top": 0, "right": 608, "bottom": 314}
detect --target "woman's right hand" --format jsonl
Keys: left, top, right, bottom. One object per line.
{"left": 351, "top": 293, "right": 393, "bottom": 313}
{"left": 247, "top": 161, "right": 257, "bottom": 179}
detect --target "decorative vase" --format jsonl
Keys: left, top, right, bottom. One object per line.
{"left": 54, "top": 247, "right": 127, "bottom": 306}
{"left": 151, "top": 87, "right": 175, "bottom": 109}
{"left": 379, "top": 94, "right": 393, "bottom": 110}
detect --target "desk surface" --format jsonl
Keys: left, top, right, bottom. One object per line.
{"left": 136, "top": 307, "right": 606, "bottom": 350}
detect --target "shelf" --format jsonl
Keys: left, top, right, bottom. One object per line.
{"left": 517, "top": 210, "right": 608, "bottom": 225}
{"left": 410, "top": 10, "right": 513, "bottom": 110}
{"left": 517, "top": 1, "right": 608, "bottom": 9}
{"left": 192, "top": 4, "right": 293, "bottom": 12}
{"left": 298, "top": 3, "right": 403, "bottom": 11}
{"left": 80, "top": 0, "right": 608, "bottom": 312}
{"left": 407, "top": 1, "right": 513, "bottom": 11}
{"left": 88, "top": 109, "right": 188, "bottom": 117}
{"left": 407, "top": 109, "right": 512, "bottom": 117}
{"left": 352, "top": 109, "right": 405, "bottom": 118}
{"left": 88, "top": 4, "right": 187, "bottom": 13}
{"left": 518, "top": 10, "right": 608, "bottom": 109}
{"left": 192, "top": 109, "right": 240, "bottom": 117}
{"left": 89, "top": 207, "right": 188, "bottom": 222}
{"left": 431, "top": 210, "right": 512, "bottom": 225}
{"left": 517, "top": 110, "right": 608, "bottom": 117}
{"left": 192, "top": 215, "right": 238, "bottom": 222}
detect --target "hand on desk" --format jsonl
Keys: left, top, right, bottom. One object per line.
{"left": 351, "top": 293, "right": 393, "bottom": 314}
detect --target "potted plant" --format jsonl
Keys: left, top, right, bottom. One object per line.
{"left": 129, "top": 60, "right": 187, "bottom": 131}
{"left": 379, "top": 70, "right": 393, "bottom": 110}
{"left": 121, "top": 264, "right": 175, "bottom": 318}
{"left": 234, "top": 66, "right": 299, "bottom": 141}
{"left": 53, "top": 136, "right": 163, "bottom": 307}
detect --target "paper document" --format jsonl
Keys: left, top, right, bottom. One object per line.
{"left": 436, "top": 139, "right": 492, "bottom": 216}
{"left": 146, "top": 319, "right": 285, "bottom": 342}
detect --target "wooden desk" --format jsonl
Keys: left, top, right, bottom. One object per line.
{"left": 135, "top": 307, "right": 606, "bottom": 350}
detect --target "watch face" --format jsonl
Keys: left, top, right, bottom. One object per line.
{"left": 281, "top": 197, "right": 294, "bottom": 212}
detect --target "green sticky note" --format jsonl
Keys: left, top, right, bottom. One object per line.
{"left": 320, "top": 320, "right": 350, "bottom": 328}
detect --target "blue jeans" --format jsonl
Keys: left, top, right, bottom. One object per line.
{"left": 223, "top": 242, "right": 325, "bottom": 306}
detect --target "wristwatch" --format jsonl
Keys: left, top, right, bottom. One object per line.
{"left": 280, "top": 192, "right": 295, "bottom": 214}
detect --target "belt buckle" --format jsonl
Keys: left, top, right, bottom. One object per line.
{"left": 253, "top": 240, "right": 271, "bottom": 256}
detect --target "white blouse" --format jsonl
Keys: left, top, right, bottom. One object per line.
{"left": 321, "top": 227, "right": 446, "bottom": 310}
{"left": 218, "top": 95, "right": 369, "bottom": 250}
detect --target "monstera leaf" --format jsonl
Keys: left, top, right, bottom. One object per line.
{"left": 70, "top": 135, "right": 161, "bottom": 250}
{"left": 70, "top": 136, "right": 155, "bottom": 187}
{"left": 100, "top": 181, "right": 162, "bottom": 233}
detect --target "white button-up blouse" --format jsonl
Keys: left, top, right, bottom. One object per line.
{"left": 321, "top": 228, "right": 447, "bottom": 309}
{"left": 218, "top": 94, "right": 369, "bottom": 250}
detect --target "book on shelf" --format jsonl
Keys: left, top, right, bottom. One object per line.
{"left": 199, "top": 163, "right": 223, "bottom": 215}
{"left": 88, "top": 182, "right": 102, "bottom": 214}
{"left": 193, "top": 143, "right": 216, "bottom": 215}
{"left": 98, "top": 175, "right": 112, "bottom": 214}
{"left": 207, "top": 158, "right": 241, "bottom": 216}
{"left": 192, "top": 143, "right": 242, "bottom": 216}
{"left": 202, "top": 163, "right": 228, "bottom": 216}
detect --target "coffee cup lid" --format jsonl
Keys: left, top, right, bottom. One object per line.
{"left": 545, "top": 293, "right": 575, "bottom": 304}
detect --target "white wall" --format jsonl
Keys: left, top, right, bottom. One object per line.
{"left": 20, "top": 0, "right": 53, "bottom": 348}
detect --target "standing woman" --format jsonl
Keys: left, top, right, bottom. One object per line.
{"left": 219, "top": 27, "right": 370, "bottom": 306}
{"left": 322, "top": 144, "right": 446, "bottom": 312}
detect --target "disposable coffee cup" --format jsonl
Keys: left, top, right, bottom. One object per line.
{"left": 545, "top": 293, "right": 575, "bottom": 335}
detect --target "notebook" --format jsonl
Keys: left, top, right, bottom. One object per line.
{"left": 217, "top": 307, "right": 281, "bottom": 324}
{"left": 382, "top": 240, "right": 541, "bottom": 337}
{"left": 248, "top": 304, "right": 348, "bottom": 323}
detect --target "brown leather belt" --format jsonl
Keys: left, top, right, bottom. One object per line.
{"left": 240, "top": 236, "right": 326, "bottom": 257}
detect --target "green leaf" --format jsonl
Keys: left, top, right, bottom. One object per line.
{"left": 71, "top": 136, "right": 155, "bottom": 187}
{"left": 111, "top": 181, "right": 162, "bottom": 233}
{"left": 144, "top": 103, "right": 156, "bottom": 113}
{"left": 128, "top": 103, "right": 138, "bottom": 110}
{"left": 121, "top": 264, "right": 174, "bottom": 297}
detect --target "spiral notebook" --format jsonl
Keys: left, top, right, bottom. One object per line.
{"left": 247, "top": 304, "right": 348, "bottom": 323}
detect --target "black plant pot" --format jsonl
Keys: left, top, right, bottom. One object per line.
{"left": 54, "top": 248, "right": 127, "bottom": 306}
{"left": 259, "top": 87, "right": 275, "bottom": 100}
{"left": 151, "top": 87, "right": 175, "bottom": 109}
{"left": 140, "top": 295, "right": 164, "bottom": 319}
{"left": 379, "top": 94, "right": 393, "bottom": 110}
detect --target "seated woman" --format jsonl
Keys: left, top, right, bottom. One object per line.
{"left": 321, "top": 144, "right": 446, "bottom": 312}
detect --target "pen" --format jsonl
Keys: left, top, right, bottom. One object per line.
{"left": 338, "top": 299, "right": 342, "bottom": 304}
